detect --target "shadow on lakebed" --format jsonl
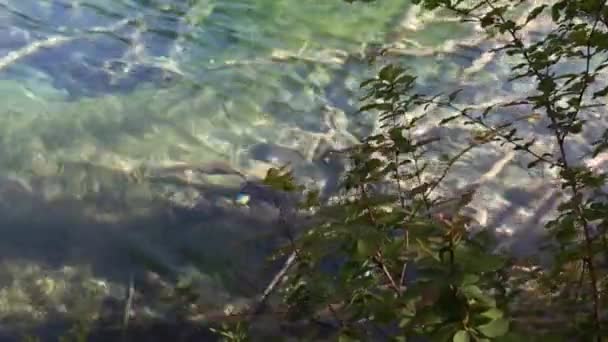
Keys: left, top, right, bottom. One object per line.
{"left": 0, "top": 159, "right": 299, "bottom": 338}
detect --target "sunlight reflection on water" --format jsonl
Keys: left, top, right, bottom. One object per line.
{"left": 0, "top": 0, "right": 424, "bottom": 330}
{"left": 0, "top": 0, "right": 576, "bottom": 337}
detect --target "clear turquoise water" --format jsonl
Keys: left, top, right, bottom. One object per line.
{"left": 0, "top": 0, "right": 487, "bottom": 333}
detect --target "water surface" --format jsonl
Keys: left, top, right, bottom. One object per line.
{"left": 0, "top": 0, "right": 426, "bottom": 333}
{"left": 0, "top": 0, "right": 546, "bottom": 337}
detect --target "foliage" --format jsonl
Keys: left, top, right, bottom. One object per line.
{"left": 210, "top": 322, "right": 250, "bottom": 342}
{"left": 213, "top": 0, "right": 608, "bottom": 341}
{"left": 271, "top": 64, "right": 512, "bottom": 341}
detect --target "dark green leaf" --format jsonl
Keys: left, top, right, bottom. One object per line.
{"left": 525, "top": 5, "right": 547, "bottom": 24}
{"left": 505, "top": 128, "right": 517, "bottom": 140}
{"left": 440, "top": 115, "right": 460, "bottom": 125}
{"left": 359, "top": 103, "right": 380, "bottom": 112}
{"left": 360, "top": 78, "right": 377, "bottom": 88}
{"left": 593, "top": 85, "right": 608, "bottom": 98}
{"left": 379, "top": 64, "right": 404, "bottom": 82}
{"left": 430, "top": 323, "right": 459, "bottom": 342}
{"left": 569, "top": 122, "right": 582, "bottom": 134}
{"left": 461, "top": 285, "right": 496, "bottom": 307}
{"left": 551, "top": 1, "right": 566, "bottom": 21}
{"left": 448, "top": 89, "right": 463, "bottom": 102}
{"left": 482, "top": 105, "right": 494, "bottom": 118}
{"left": 538, "top": 77, "right": 556, "bottom": 93}
{"left": 527, "top": 158, "right": 543, "bottom": 168}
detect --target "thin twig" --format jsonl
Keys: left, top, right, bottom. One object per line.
{"left": 438, "top": 101, "right": 557, "bottom": 167}
{"left": 425, "top": 142, "right": 478, "bottom": 198}
{"left": 373, "top": 252, "right": 402, "bottom": 295}
{"left": 122, "top": 273, "right": 135, "bottom": 342}
{"left": 253, "top": 251, "right": 297, "bottom": 314}
{"left": 574, "top": 260, "right": 587, "bottom": 303}
{"left": 399, "top": 261, "right": 408, "bottom": 289}
{"left": 480, "top": 0, "right": 605, "bottom": 334}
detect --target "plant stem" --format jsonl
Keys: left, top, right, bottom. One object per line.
{"left": 481, "top": 0, "right": 605, "bottom": 334}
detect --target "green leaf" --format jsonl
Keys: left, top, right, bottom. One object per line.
{"left": 461, "top": 274, "right": 480, "bottom": 286}
{"left": 356, "top": 239, "right": 373, "bottom": 258}
{"left": 593, "top": 85, "right": 608, "bottom": 98}
{"left": 378, "top": 64, "right": 404, "bottom": 82}
{"left": 538, "top": 77, "right": 556, "bottom": 93}
{"left": 527, "top": 158, "right": 543, "bottom": 168}
{"left": 553, "top": 216, "right": 576, "bottom": 244}
{"left": 477, "top": 318, "right": 510, "bottom": 338}
{"left": 440, "top": 115, "right": 460, "bottom": 125}
{"left": 360, "top": 78, "right": 377, "bottom": 88}
{"left": 569, "top": 28, "right": 588, "bottom": 46}
{"left": 525, "top": 5, "right": 547, "bottom": 24}
{"left": 453, "top": 330, "right": 470, "bottom": 342}
{"left": 481, "top": 308, "right": 504, "bottom": 320}
{"left": 430, "top": 323, "right": 459, "bottom": 342}
{"left": 454, "top": 245, "right": 506, "bottom": 273}
{"left": 461, "top": 285, "right": 496, "bottom": 307}
{"left": 482, "top": 105, "right": 494, "bottom": 117}
{"left": 448, "top": 89, "right": 463, "bottom": 102}
{"left": 551, "top": 1, "right": 566, "bottom": 21}
{"left": 569, "top": 122, "right": 583, "bottom": 134}
{"left": 417, "top": 239, "right": 441, "bottom": 261}
{"left": 359, "top": 103, "right": 381, "bottom": 112}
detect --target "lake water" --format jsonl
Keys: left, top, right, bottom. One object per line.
{"left": 1, "top": 0, "right": 605, "bottom": 339}
{"left": 0, "top": 0, "right": 424, "bottom": 336}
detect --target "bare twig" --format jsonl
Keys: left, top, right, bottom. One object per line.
{"left": 122, "top": 273, "right": 135, "bottom": 341}
{"left": 373, "top": 252, "right": 402, "bottom": 295}
{"left": 437, "top": 101, "right": 557, "bottom": 167}
{"left": 253, "top": 251, "right": 297, "bottom": 314}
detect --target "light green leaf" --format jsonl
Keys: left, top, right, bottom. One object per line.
{"left": 356, "top": 239, "right": 373, "bottom": 258}
{"left": 477, "top": 318, "right": 510, "bottom": 338}
{"left": 453, "top": 330, "right": 470, "bottom": 342}
{"left": 481, "top": 308, "right": 504, "bottom": 320}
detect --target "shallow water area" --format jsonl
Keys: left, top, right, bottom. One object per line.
{"left": 1, "top": 0, "right": 606, "bottom": 339}
{"left": 0, "top": 0, "right": 428, "bottom": 337}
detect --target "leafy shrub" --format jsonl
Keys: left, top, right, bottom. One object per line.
{"left": 214, "top": 0, "right": 608, "bottom": 340}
